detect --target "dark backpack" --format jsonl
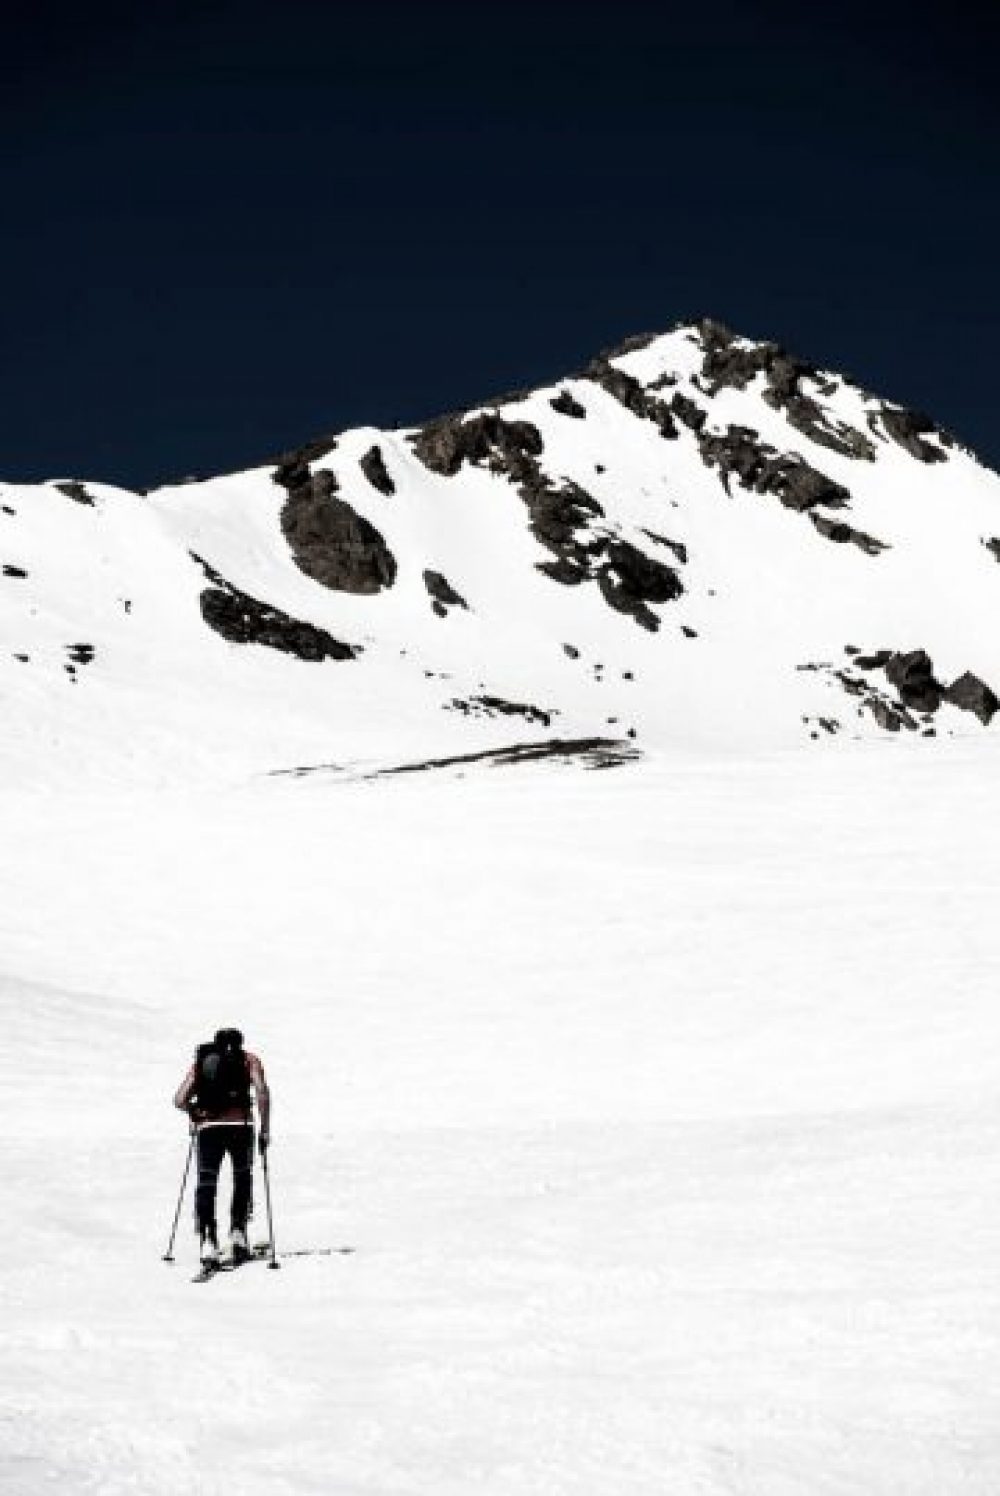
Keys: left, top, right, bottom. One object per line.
{"left": 193, "top": 1034, "right": 251, "bottom": 1117}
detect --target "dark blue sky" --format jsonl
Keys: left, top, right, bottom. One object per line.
{"left": 3, "top": 0, "right": 997, "bottom": 488}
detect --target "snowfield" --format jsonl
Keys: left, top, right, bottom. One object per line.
{"left": 2, "top": 741, "right": 998, "bottom": 1495}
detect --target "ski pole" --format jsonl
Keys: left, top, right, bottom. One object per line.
{"left": 163, "top": 1132, "right": 196, "bottom": 1262}
{"left": 260, "top": 1144, "right": 280, "bottom": 1270}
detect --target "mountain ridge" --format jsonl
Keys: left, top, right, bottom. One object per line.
{"left": 2, "top": 318, "right": 999, "bottom": 784}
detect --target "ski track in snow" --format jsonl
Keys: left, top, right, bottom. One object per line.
{"left": 1, "top": 745, "right": 999, "bottom": 1494}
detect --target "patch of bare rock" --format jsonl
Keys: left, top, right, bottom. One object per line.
{"left": 802, "top": 647, "right": 998, "bottom": 731}
{"left": 272, "top": 453, "right": 396, "bottom": 595}
{"left": 423, "top": 570, "right": 468, "bottom": 617}
{"left": 446, "top": 694, "right": 554, "bottom": 728}
{"left": 192, "top": 553, "right": 356, "bottom": 662}
{"left": 359, "top": 445, "right": 395, "bottom": 496}
{"left": 408, "top": 409, "right": 682, "bottom": 631}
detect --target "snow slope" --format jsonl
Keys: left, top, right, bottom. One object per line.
{"left": 1, "top": 322, "right": 999, "bottom": 1493}
{"left": 1, "top": 748, "right": 998, "bottom": 1494}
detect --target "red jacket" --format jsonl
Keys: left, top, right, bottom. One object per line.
{"left": 174, "top": 1051, "right": 271, "bottom": 1132}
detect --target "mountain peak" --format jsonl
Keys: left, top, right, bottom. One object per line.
{"left": 1, "top": 323, "right": 997, "bottom": 784}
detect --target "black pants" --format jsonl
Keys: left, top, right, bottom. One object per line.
{"left": 195, "top": 1125, "right": 253, "bottom": 1236}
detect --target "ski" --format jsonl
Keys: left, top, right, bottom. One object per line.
{"left": 279, "top": 1246, "right": 354, "bottom": 1258}
{"left": 189, "top": 1244, "right": 354, "bottom": 1280}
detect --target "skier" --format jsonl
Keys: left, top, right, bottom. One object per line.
{"left": 173, "top": 1027, "right": 271, "bottom": 1267}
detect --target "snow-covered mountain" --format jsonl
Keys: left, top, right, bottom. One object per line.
{"left": 4, "top": 317, "right": 1000, "bottom": 784}
{"left": 4, "top": 323, "right": 1000, "bottom": 1494}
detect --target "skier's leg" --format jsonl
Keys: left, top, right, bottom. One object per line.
{"left": 229, "top": 1126, "right": 254, "bottom": 1232}
{"left": 194, "top": 1128, "right": 225, "bottom": 1241}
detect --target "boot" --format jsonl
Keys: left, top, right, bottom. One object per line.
{"left": 199, "top": 1225, "right": 220, "bottom": 1266}
{"left": 229, "top": 1225, "right": 249, "bottom": 1264}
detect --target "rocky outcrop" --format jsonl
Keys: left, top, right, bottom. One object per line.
{"left": 54, "top": 481, "right": 96, "bottom": 506}
{"left": 596, "top": 541, "right": 683, "bottom": 633}
{"left": 273, "top": 462, "right": 397, "bottom": 595}
{"left": 550, "top": 389, "right": 587, "bottom": 419}
{"left": 693, "top": 322, "right": 957, "bottom": 465}
{"left": 810, "top": 647, "right": 997, "bottom": 732}
{"left": 423, "top": 569, "right": 468, "bottom": 617}
{"left": 582, "top": 356, "right": 678, "bottom": 439}
{"left": 410, "top": 407, "right": 681, "bottom": 629}
{"left": 944, "top": 672, "right": 999, "bottom": 725}
{"left": 3, "top": 564, "right": 27, "bottom": 578}
{"left": 694, "top": 319, "right": 876, "bottom": 461}
{"left": 870, "top": 404, "right": 951, "bottom": 464}
{"left": 983, "top": 538, "right": 1000, "bottom": 564}
{"left": 193, "top": 554, "right": 356, "bottom": 662}
{"left": 601, "top": 331, "right": 660, "bottom": 359}
{"left": 883, "top": 649, "right": 944, "bottom": 713}
{"left": 642, "top": 530, "right": 688, "bottom": 564}
{"left": 271, "top": 436, "right": 338, "bottom": 478}
{"left": 359, "top": 445, "right": 395, "bottom": 496}
{"left": 669, "top": 392, "right": 707, "bottom": 432}
{"left": 447, "top": 694, "right": 553, "bottom": 727}
{"left": 410, "top": 411, "right": 543, "bottom": 478}
{"left": 808, "top": 512, "right": 888, "bottom": 555}
{"left": 698, "top": 426, "right": 852, "bottom": 512}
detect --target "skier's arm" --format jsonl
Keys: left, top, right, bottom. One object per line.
{"left": 250, "top": 1055, "right": 271, "bottom": 1140}
{"left": 173, "top": 1066, "right": 196, "bottom": 1113}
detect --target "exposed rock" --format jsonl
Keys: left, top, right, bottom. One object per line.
{"left": 582, "top": 357, "right": 678, "bottom": 439}
{"left": 200, "top": 588, "right": 355, "bottom": 661}
{"left": 189, "top": 549, "right": 355, "bottom": 661}
{"left": 550, "top": 389, "right": 587, "bottom": 419}
{"left": 642, "top": 530, "right": 688, "bottom": 564}
{"left": 272, "top": 435, "right": 338, "bottom": 476}
{"left": 359, "top": 445, "right": 396, "bottom": 496}
{"left": 273, "top": 462, "right": 397, "bottom": 595}
{"left": 983, "top": 538, "right": 1000, "bottom": 564}
{"left": 596, "top": 541, "right": 683, "bottom": 633}
{"left": 3, "top": 565, "right": 27, "bottom": 578}
{"left": 805, "top": 652, "right": 938, "bottom": 733}
{"left": 698, "top": 426, "right": 851, "bottom": 512}
{"left": 853, "top": 650, "right": 893, "bottom": 671}
{"left": 871, "top": 404, "right": 950, "bottom": 464}
{"left": 769, "top": 390, "right": 878, "bottom": 461}
{"left": 423, "top": 569, "right": 468, "bottom": 617}
{"left": 447, "top": 694, "right": 553, "bottom": 727}
{"left": 600, "top": 331, "right": 660, "bottom": 359}
{"left": 884, "top": 649, "right": 944, "bottom": 713}
{"left": 944, "top": 672, "right": 999, "bottom": 725}
{"left": 537, "top": 556, "right": 588, "bottom": 586}
{"left": 808, "top": 512, "right": 888, "bottom": 555}
{"left": 694, "top": 319, "right": 876, "bottom": 461}
{"left": 410, "top": 411, "right": 543, "bottom": 478}
{"left": 66, "top": 643, "right": 95, "bottom": 665}
{"left": 409, "top": 394, "right": 682, "bottom": 629}
{"left": 669, "top": 393, "right": 707, "bottom": 432}
{"left": 867, "top": 698, "right": 913, "bottom": 733}
{"left": 524, "top": 479, "right": 603, "bottom": 561}
{"left": 54, "top": 481, "right": 96, "bottom": 506}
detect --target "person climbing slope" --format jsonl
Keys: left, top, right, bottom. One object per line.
{"left": 173, "top": 1027, "right": 271, "bottom": 1266}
